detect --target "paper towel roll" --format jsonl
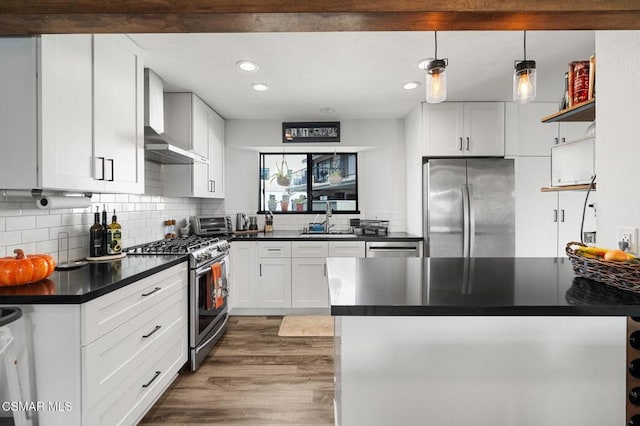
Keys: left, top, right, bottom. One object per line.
{"left": 36, "top": 196, "right": 92, "bottom": 210}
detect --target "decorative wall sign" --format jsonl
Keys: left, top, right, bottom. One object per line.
{"left": 282, "top": 122, "right": 340, "bottom": 143}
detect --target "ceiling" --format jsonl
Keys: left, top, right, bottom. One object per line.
{"left": 129, "top": 31, "right": 595, "bottom": 121}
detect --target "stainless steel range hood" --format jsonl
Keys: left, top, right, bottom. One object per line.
{"left": 144, "top": 68, "right": 207, "bottom": 165}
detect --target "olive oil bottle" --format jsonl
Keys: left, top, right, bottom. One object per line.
{"left": 107, "top": 210, "right": 122, "bottom": 254}
{"left": 89, "top": 207, "right": 105, "bottom": 257}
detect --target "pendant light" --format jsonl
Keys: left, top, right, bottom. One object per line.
{"left": 513, "top": 31, "right": 537, "bottom": 104}
{"left": 425, "top": 31, "right": 448, "bottom": 104}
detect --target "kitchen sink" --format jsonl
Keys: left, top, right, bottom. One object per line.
{"left": 299, "top": 232, "right": 357, "bottom": 238}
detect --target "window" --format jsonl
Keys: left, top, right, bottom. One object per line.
{"left": 259, "top": 153, "right": 358, "bottom": 213}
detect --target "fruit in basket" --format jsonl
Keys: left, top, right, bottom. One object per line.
{"left": 604, "top": 249, "right": 632, "bottom": 262}
{"left": 0, "top": 249, "right": 57, "bottom": 286}
{"left": 575, "top": 245, "right": 609, "bottom": 258}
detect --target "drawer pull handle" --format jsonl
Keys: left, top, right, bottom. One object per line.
{"left": 142, "top": 371, "right": 161, "bottom": 388}
{"left": 141, "top": 287, "right": 161, "bottom": 297}
{"left": 267, "top": 248, "right": 281, "bottom": 252}
{"left": 142, "top": 325, "right": 161, "bottom": 338}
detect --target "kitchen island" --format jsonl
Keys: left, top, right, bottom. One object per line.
{"left": 327, "top": 257, "right": 640, "bottom": 426}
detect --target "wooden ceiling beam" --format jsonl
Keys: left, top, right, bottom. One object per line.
{"left": 0, "top": 1, "right": 640, "bottom": 34}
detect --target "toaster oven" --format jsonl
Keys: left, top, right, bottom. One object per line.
{"left": 190, "top": 215, "right": 233, "bottom": 236}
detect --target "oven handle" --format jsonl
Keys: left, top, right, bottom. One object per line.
{"left": 194, "top": 254, "right": 228, "bottom": 276}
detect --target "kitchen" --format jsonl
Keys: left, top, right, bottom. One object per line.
{"left": 1, "top": 2, "right": 640, "bottom": 425}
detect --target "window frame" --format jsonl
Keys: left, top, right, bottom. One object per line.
{"left": 257, "top": 152, "right": 360, "bottom": 214}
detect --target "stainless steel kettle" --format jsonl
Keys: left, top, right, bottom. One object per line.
{"left": 235, "top": 213, "right": 248, "bottom": 231}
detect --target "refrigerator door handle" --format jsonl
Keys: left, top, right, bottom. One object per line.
{"left": 462, "top": 183, "right": 470, "bottom": 258}
{"left": 467, "top": 184, "right": 476, "bottom": 257}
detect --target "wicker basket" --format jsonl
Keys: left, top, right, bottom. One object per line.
{"left": 565, "top": 241, "right": 640, "bottom": 293}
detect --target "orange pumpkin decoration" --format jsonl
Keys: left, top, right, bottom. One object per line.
{"left": 0, "top": 249, "right": 57, "bottom": 287}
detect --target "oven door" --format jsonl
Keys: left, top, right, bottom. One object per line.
{"left": 189, "top": 253, "right": 229, "bottom": 370}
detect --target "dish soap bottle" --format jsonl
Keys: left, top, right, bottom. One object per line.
{"left": 89, "top": 206, "right": 106, "bottom": 257}
{"left": 107, "top": 209, "right": 122, "bottom": 254}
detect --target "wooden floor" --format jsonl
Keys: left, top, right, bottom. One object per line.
{"left": 140, "top": 316, "right": 335, "bottom": 425}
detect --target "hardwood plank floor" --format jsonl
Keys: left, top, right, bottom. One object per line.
{"left": 140, "top": 316, "right": 335, "bottom": 425}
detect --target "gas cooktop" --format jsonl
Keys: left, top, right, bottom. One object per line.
{"left": 125, "top": 235, "right": 225, "bottom": 255}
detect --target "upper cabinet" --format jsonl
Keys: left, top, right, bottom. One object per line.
{"left": 422, "top": 102, "right": 505, "bottom": 157}
{"left": 163, "top": 93, "right": 225, "bottom": 199}
{"left": 0, "top": 35, "right": 144, "bottom": 194}
{"left": 505, "top": 103, "right": 591, "bottom": 157}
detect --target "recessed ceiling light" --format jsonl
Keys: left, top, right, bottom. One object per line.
{"left": 320, "top": 107, "right": 336, "bottom": 113}
{"left": 402, "top": 81, "right": 421, "bottom": 90}
{"left": 416, "top": 58, "right": 434, "bottom": 70}
{"left": 236, "top": 60, "right": 259, "bottom": 72}
{"left": 250, "top": 83, "right": 270, "bottom": 92}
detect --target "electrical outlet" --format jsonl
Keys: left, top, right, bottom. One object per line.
{"left": 617, "top": 227, "right": 637, "bottom": 253}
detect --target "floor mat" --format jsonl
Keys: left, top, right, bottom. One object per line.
{"left": 278, "top": 315, "right": 334, "bottom": 337}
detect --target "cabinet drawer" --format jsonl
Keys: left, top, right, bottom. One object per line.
{"left": 328, "top": 241, "right": 365, "bottom": 258}
{"left": 257, "top": 241, "right": 291, "bottom": 258}
{"left": 84, "top": 323, "right": 187, "bottom": 426}
{"left": 292, "top": 241, "right": 328, "bottom": 258}
{"left": 82, "top": 285, "right": 186, "bottom": 411}
{"left": 82, "top": 262, "right": 187, "bottom": 345}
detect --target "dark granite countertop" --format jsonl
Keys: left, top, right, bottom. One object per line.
{"left": 231, "top": 230, "right": 422, "bottom": 242}
{"left": 327, "top": 257, "right": 640, "bottom": 316}
{"left": 0, "top": 255, "right": 187, "bottom": 305}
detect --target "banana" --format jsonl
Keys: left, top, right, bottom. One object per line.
{"left": 575, "top": 246, "right": 608, "bottom": 257}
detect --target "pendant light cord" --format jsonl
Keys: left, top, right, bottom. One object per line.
{"left": 523, "top": 30, "right": 527, "bottom": 61}
{"left": 434, "top": 31, "right": 438, "bottom": 59}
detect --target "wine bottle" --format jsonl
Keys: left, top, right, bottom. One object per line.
{"left": 630, "top": 331, "right": 640, "bottom": 350}
{"left": 101, "top": 204, "right": 108, "bottom": 255}
{"left": 629, "top": 359, "right": 640, "bottom": 379}
{"left": 107, "top": 209, "right": 122, "bottom": 254}
{"left": 629, "top": 414, "right": 640, "bottom": 426}
{"left": 89, "top": 207, "right": 105, "bottom": 257}
{"left": 629, "top": 387, "right": 640, "bottom": 406}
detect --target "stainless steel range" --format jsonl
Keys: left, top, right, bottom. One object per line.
{"left": 126, "top": 218, "right": 232, "bottom": 371}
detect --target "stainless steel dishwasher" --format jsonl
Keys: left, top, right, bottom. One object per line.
{"left": 365, "top": 241, "right": 422, "bottom": 257}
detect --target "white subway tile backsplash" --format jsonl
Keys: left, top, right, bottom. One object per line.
{"left": 22, "top": 229, "right": 50, "bottom": 244}
{"left": 0, "top": 217, "right": 4, "bottom": 231}
{"left": 36, "top": 215, "right": 62, "bottom": 229}
{"left": 6, "top": 216, "right": 36, "bottom": 231}
{"left": 36, "top": 239, "right": 58, "bottom": 255}
{"left": 0, "top": 203, "right": 22, "bottom": 217}
{"left": 0, "top": 231, "right": 22, "bottom": 246}
{"left": 6, "top": 242, "right": 36, "bottom": 255}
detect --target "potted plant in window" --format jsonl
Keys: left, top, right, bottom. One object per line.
{"left": 270, "top": 155, "right": 291, "bottom": 187}
{"left": 328, "top": 169, "right": 343, "bottom": 185}
{"left": 295, "top": 195, "right": 306, "bottom": 212}
{"left": 280, "top": 193, "right": 290, "bottom": 212}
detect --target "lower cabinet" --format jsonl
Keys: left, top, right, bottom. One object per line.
{"left": 229, "top": 240, "right": 366, "bottom": 314}
{"left": 5, "top": 263, "right": 188, "bottom": 426}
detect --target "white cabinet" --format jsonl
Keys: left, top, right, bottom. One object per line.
{"left": 0, "top": 35, "right": 144, "bottom": 193}
{"left": 328, "top": 241, "right": 366, "bottom": 257}
{"left": 163, "top": 93, "right": 225, "bottom": 199}
{"left": 505, "top": 103, "right": 592, "bottom": 157}
{"left": 292, "top": 242, "right": 330, "bottom": 308}
{"left": 92, "top": 35, "right": 145, "bottom": 194}
{"left": 229, "top": 241, "right": 257, "bottom": 309}
{"left": 258, "top": 258, "right": 292, "bottom": 308}
{"left": 515, "top": 157, "right": 596, "bottom": 257}
{"left": 2, "top": 263, "right": 188, "bottom": 426}
{"left": 422, "top": 102, "right": 505, "bottom": 157}
{"left": 257, "top": 242, "right": 292, "bottom": 308}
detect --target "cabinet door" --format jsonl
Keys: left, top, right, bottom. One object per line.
{"left": 291, "top": 258, "right": 329, "bottom": 308}
{"left": 505, "top": 102, "right": 559, "bottom": 156}
{"left": 93, "top": 35, "right": 144, "bottom": 194}
{"left": 514, "top": 157, "right": 557, "bottom": 257}
{"left": 191, "top": 95, "right": 209, "bottom": 157}
{"left": 229, "top": 242, "right": 257, "bottom": 309}
{"left": 207, "top": 109, "right": 225, "bottom": 198}
{"left": 463, "top": 102, "right": 505, "bottom": 156}
{"left": 39, "top": 35, "right": 102, "bottom": 192}
{"left": 257, "top": 258, "right": 291, "bottom": 308}
{"left": 557, "top": 191, "right": 594, "bottom": 257}
{"left": 422, "top": 102, "right": 464, "bottom": 156}
{"left": 557, "top": 121, "right": 592, "bottom": 145}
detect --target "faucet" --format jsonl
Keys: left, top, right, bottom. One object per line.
{"left": 324, "top": 201, "right": 333, "bottom": 233}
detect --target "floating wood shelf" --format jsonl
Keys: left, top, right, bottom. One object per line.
{"left": 540, "top": 183, "right": 596, "bottom": 192}
{"left": 541, "top": 99, "right": 595, "bottom": 123}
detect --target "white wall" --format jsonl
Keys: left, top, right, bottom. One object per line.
{"left": 595, "top": 31, "right": 640, "bottom": 249}
{"left": 224, "top": 119, "right": 408, "bottom": 232}
{"left": 0, "top": 161, "right": 212, "bottom": 262}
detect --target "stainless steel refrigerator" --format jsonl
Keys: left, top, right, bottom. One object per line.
{"left": 423, "top": 158, "right": 515, "bottom": 257}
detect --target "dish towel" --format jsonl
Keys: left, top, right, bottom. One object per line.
{"left": 211, "top": 263, "right": 223, "bottom": 309}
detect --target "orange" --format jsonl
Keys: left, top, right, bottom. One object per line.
{"left": 604, "top": 249, "right": 629, "bottom": 262}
